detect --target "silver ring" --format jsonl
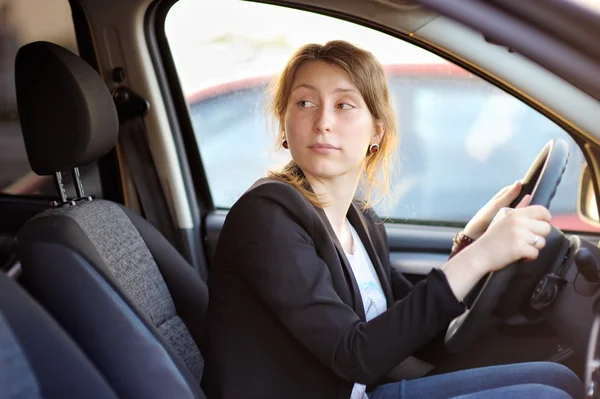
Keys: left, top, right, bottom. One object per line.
{"left": 532, "top": 235, "right": 540, "bottom": 246}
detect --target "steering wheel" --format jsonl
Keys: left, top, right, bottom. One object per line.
{"left": 445, "top": 139, "right": 570, "bottom": 354}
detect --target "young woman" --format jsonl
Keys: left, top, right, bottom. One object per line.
{"left": 205, "top": 40, "right": 583, "bottom": 399}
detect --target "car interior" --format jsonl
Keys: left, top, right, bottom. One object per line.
{"left": 1, "top": 0, "right": 600, "bottom": 398}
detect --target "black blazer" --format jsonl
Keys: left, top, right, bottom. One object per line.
{"left": 205, "top": 178, "right": 464, "bottom": 399}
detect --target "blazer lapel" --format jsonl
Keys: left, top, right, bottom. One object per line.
{"left": 347, "top": 203, "right": 395, "bottom": 308}
{"left": 314, "top": 207, "right": 367, "bottom": 321}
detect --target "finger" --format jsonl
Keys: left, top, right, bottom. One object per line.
{"left": 520, "top": 233, "right": 547, "bottom": 262}
{"left": 495, "top": 181, "right": 523, "bottom": 205}
{"left": 517, "top": 237, "right": 541, "bottom": 261}
{"left": 529, "top": 234, "right": 546, "bottom": 250}
{"left": 520, "top": 219, "right": 552, "bottom": 237}
{"left": 503, "top": 180, "right": 523, "bottom": 199}
{"left": 490, "top": 207, "right": 512, "bottom": 227}
{"left": 522, "top": 246, "right": 540, "bottom": 262}
{"left": 493, "top": 184, "right": 513, "bottom": 200}
{"left": 516, "top": 194, "right": 532, "bottom": 209}
{"left": 512, "top": 205, "right": 552, "bottom": 222}
{"left": 524, "top": 232, "right": 546, "bottom": 250}
{"left": 493, "top": 180, "right": 521, "bottom": 200}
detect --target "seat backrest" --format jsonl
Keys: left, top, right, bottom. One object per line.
{"left": 14, "top": 41, "right": 209, "bottom": 399}
{"left": 0, "top": 272, "right": 118, "bottom": 399}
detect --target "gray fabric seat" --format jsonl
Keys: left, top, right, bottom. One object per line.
{"left": 14, "top": 41, "right": 209, "bottom": 399}
{"left": 0, "top": 272, "right": 118, "bottom": 399}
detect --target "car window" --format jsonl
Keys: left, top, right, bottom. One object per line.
{"left": 0, "top": 0, "right": 102, "bottom": 199}
{"left": 165, "top": 0, "right": 596, "bottom": 233}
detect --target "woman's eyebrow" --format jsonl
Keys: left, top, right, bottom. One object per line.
{"left": 332, "top": 87, "right": 359, "bottom": 94}
{"left": 291, "top": 83, "right": 358, "bottom": 94}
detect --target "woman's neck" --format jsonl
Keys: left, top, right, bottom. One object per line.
{"left": 303, "top": 170, "right": 361, "bottom": 250}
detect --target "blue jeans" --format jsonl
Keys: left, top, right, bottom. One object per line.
{"left": 368, "top": 362, "right": 583, "bottom": 399}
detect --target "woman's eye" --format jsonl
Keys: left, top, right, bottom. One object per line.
{"left": 337, "top": 103, "right": 354, "bottom": 110}
{"left": 298, "top": 100, "right": 316, "bottom": 108}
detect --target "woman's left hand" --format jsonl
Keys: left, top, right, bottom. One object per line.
{"left": 462, "top": 181, "right": 532, "bottom": 240}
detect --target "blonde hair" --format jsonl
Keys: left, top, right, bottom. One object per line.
{"left": 267, "top": 40, "right": 397, "bottom": 209}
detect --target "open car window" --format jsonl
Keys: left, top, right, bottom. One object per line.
{"left": 0, "top": 0, "right": 103, "bottom": 199}
{"left": 165, "top": 0, "right": 596, "bottom": 233}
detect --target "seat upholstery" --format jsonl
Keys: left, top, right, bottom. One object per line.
{"left": 15, "top": 41, "right": 209, "bottom": 399}
{"left": 0, "top": 313, "right": 39, "bottom": 399}
{"left": 0, "top": 272, "right": 118, "bottom": 399}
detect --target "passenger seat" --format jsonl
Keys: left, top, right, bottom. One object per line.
{"left": 15, "top": 42, "right": 208, "bottom": 398}
{"left": 0, "top": 272, "right": 118, "bottom": 398}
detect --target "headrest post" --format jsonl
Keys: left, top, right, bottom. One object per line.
{"left": 71, "top": 167, "right": 85, "bottom": 199}
{"left": 53, "top": 171, "right": 68, "bottom": 204}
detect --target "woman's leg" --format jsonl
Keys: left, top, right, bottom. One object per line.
{"left": 368, "top": 362, "right": 583, "bottom": 399}
{"left": 453, "top": 384, "right": 572, "bottom": 399}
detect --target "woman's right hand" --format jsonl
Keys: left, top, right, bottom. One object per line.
{"left": 472, "top": 205, "right": 553, "bottom": 273}
{"left": 442, "top": 205, "right": 552, "bottom": 302}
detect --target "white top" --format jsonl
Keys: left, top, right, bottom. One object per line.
{"left": 345, "top": 220, "right": 388, "bottom": 399}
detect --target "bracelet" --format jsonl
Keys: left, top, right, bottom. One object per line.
{"left": 450, "top": 232, "right": 475, "bottom": 258}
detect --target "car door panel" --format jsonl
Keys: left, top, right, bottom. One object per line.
{"left": 386, "top": 224, "right": 454, "bottom": 284}
{"left": 204, "top": 211, "right": 226, "bottom": 263}
{"left": 390, "top": 252, "right": 446, "bottom": 275}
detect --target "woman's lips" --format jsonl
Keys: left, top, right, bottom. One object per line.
{"left": 309, "top": 143, "right": 340, "bottom": 153}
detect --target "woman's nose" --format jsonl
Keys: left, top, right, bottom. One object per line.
{"left": 313, "top": 105, "right": 332, "bottom": 133}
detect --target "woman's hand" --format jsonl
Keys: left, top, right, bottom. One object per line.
{"left": 473, "top": 205, "right": 553, "bottom": 273}
{"left": 442, "top": 204, "right": 552, "bottom": 301}
{"left": 462, "top": 181, "right": 532, "bottom": 240}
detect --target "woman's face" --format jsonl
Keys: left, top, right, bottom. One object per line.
{"left": 284, "top": 60, "right": 383, "bottom": 181}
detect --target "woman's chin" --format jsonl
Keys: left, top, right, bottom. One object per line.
{"left": 301, "top": 165, "right": 352, "bottom": 181}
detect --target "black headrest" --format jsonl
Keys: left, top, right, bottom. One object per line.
{"left": 15, "top": 41, "right": 118, "bottom": 176}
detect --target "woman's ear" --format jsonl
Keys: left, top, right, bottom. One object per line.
{"left": 373, "top": 121, "right": 385, "bottom": 144}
